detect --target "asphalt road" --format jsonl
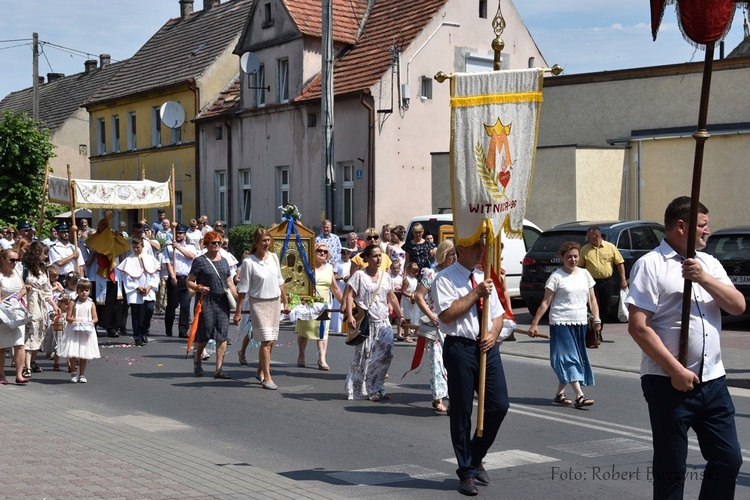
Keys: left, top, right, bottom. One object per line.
{"left": 18, "top": 307, "right": 748, "bottom": 499}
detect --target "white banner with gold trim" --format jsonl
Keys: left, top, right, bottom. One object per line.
{"left": 450, "top": 69, "right": 543, "bottom": 245}
{"left": 48, "top": 176, "right": 171, "bottom": 209}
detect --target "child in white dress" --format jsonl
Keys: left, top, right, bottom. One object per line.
{"left": 399, "top": 262, "right": 420, "bottom": 342}
{"left": 57, "top": 279, "right": 99, "bottom": 383}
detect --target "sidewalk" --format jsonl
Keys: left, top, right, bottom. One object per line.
{"left": 503, "top": 311, "right": 750, "bottom": 389}
{"left": 0, "top": 382, "right": 345, "bottom": 500}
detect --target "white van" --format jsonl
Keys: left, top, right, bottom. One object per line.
{"left": 405, "top": 214, "right": 541, "bottom": 299}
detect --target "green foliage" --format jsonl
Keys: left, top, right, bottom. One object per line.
{"left": 0, "top": 111, "right": 55, "bottom": 226}
{"left": 228, "top": 223, "right": 265, "bottom": 261}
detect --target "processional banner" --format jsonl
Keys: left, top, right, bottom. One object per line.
{"left": 47, "top": 176, "right": 171, "bottom": 209}
{"left": 450, "top": 68, "right": 543, "bottom": 246}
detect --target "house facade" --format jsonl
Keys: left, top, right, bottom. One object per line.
{"left": 84, "top": 0, "right": 253, "bottom": 224}
{"left": 196, "top": 0, "right": 546, "bottom": 231}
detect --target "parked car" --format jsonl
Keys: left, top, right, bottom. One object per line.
{"left": 405, "top": 214, "right": 542, "bottom": 298}
{"left": 704, "top": 226, "right": 750, "bottom": 314}
{"left": 520, "top": 220, "right": 666, "bottom": 319}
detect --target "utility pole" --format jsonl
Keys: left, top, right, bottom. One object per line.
{"left": 321, "top": 0, "right": 334, "bottom": 228}
{"left": 32, "top": 32, "right": 39, "bottom": 120}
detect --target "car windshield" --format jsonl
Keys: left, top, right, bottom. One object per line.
{"left": 529, "top": 231, "right": 588, "bottom": 252}
{"left": 705, "top": 235, "right": 750, "bottom": 260}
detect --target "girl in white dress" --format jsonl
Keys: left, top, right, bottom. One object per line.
{"left": 399, "top": 262, "right": 420, "bottom": 342}
{"left": 57, "top": 279, "right": 99, "bottom": 383}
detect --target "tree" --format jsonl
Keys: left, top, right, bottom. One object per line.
{"left": 0, "top": 110, "right": 55, "bottom": 227}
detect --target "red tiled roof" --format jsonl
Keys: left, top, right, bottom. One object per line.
{"left": 284, "top": 0, "right": 365, "bottom": 45}
{"left": 297, "top": 0, "right": 448, "bottom": 102}
{"left": 196, "top": 77, "right": 241, "bottom": 120}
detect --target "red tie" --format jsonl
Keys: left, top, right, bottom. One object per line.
{"left": 470, "top": 272, "right": 483, "bottom": 316}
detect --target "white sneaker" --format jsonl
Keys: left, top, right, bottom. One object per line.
{"left": 78, "top": 376, "right": 87, "bottom": 383}
{"left": 70, "top": 374, "right": 79, "bottom": 383}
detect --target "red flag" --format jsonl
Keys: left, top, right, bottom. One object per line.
{"left": 651, "top": 0, "right": 737, "bottom": 44}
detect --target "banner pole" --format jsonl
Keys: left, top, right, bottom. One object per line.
{"left": 37, "top": 163, "right": 50, "bottom": 236}
{"left": 67, "top": 164, "right": 79, "bottom": 255}
{"left": 476, "top": 225, "right": 492, "bottom": 437}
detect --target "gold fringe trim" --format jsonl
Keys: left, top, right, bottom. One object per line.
{"left": 451, "top": 91, "right": 542, "bottom": 108}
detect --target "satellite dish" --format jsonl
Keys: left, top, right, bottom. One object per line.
{"left": 160, "top": 101, "right": 185, "bottom": 129}
{"left": 240, "top": 52, "right": 261, "bottom": 75}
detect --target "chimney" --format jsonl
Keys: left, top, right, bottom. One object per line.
{"left": 99, "top": 54, "right": 111, "bottom": 68}
{"left": 38, "top": 76, "right": 45, "bottom": 85}
{"left": 180, "top": 0, "right": 194, "bottom": 18}
{"left": 84, "top": 59, "right": 97, "bottom": 74}
{"left": 47, "top": 72, "right": 65, "bottom": 83}
{"left": 204, "top": 0, "right": 219, "bottom": 10}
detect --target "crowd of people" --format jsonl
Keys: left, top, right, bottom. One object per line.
{"left": 3, "top": 197, "right": 742, "bottom": 497}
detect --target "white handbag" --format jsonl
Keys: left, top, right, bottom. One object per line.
{"left": 618, "top": 287, "right": 630, "bottom": 322}
{"left": 0, "top": 294, "right": 32, "bottom": 329}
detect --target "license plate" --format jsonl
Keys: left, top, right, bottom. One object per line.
{"left": 544, "top": 266, "right": 561, "bottom": 273}
{"left": 729, "top": 275, "right": 750, "bottom": 285}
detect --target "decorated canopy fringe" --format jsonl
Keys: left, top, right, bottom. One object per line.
{"left": 449, "top": 69, "right": 543, "bottom": 247}
{"left": 650, "top": 0, "right": 746, "bottom": 46}
{"left": 48, "top": 175, "right": 171, "bottom": 209}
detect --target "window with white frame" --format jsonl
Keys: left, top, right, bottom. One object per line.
{"left": 96, "top": 118, "right": 106, "bottom": 155}
{"left": 215, "top": 171, "right": 227, "bottom": 223}
{"left": 127, "top": 111, "right": 137, "bottom": 150}
{"left": 111, "top": 115, "right": 120, "bottom": 152}
{"left": 277, "top": 58, "right": 289, "bottom": 103}
{"left": 479, "top": 0, "right": 488, "bottom": 18}
{"left": 151, "top": 106, "right": 162, "bottom": 147}
{"left": 240, "top": 169, "right": 252, "bottom": 223}
{"left": 255, "top": 64, "right": 266, "bottom": 107}
{"left": 340, "top": 164, "right": 354, "bottom": 230}
{"left": 276, "top": 166, "right": 290, "bottom": 208}
{"left": 175, "top": 191, "right": 183, "bottom": 223}
{"left": 419, "top": 76, "right": 433, "bottom": 100}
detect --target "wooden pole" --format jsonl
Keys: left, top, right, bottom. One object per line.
{"left": 476, "top": 225, "right": 491, "bottom": 437}
{"left": 140, "top": 166, "right": 146, "bottom": 223}
{"left": 678, "top": 42, "right": 715, "bottom": 366}
{"left": 37, "top": 163, "right": 50, "bottom": 236}
{"left": 171, "top": 165, "right": 177, "bottom": 270}
{"left": 67, "top": 164, "right": 78, "bottom": 251}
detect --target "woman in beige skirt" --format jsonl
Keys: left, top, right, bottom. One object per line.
{"left": 234, "top": 228, "right": 289, "bottom": 390}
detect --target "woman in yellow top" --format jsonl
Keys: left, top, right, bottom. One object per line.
{"left": 351, "top": 228, "right": 392, "bottom": 271}
{"left": 296, "top": 242, "right": 343, "bottom": 370}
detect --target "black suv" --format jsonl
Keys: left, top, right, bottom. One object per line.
{"left": 520, "top": 220, "right": 665, "bottom": 319}
{"left": 704, "top": 226, "right": 750, "bottom": 314}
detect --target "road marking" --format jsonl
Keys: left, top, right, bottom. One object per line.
{"left": 550, "top": 437, "right": 651, "bottom": 457}
{"left": 444, "top": 449, "right": 559, "bottom": 469}
{"left": 68, "top": 410, "right": 192, "bottom": 432}
{"left": 327, "top": 464, "right": 446, "bottom": 485}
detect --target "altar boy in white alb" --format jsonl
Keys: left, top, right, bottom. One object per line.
{"left": 117, "top": 237, "right": 160, "bottom": 347}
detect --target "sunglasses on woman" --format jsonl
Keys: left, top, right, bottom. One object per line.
{"left": 316, "top": 249, "right": 329, "bottom": 254}
{"left": 4, "top": 257, "right": 19, "bottom": 263}
{"left": 366, "top": 235, "right": 379, "bottom": 241}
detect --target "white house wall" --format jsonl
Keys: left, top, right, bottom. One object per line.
{"left": 51, "top": 107, "right": 91, "bottom": 181}
{"left": 370, "top": 0, "right": 546, "bottom": 227}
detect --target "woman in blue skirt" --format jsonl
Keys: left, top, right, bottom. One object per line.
{"left": 529, "top": 241, "right": 601, "bottom": 408}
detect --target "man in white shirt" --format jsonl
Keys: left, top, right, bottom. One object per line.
{"left": 48, "top": 222, "right": 84, "bottom": 279}
{"left": 315, "top": 219, "right": 341, "bottom": 265}
{"left": 117, "top": 237, "right": 161, "bottom": 346}
{"left": 162, "top": 224, "right": 197, "bottom": 338}
{"left": 42, "top": 226, "right": 58, "bottom": 247}
{"left": 627, "top": 196, "right": 744, "bottom": 500}
{"left": 1, "top": 227, "right": 15, "bottom": 249}
{"left": 432, "top": 239, "right": 509, "bottom": 496}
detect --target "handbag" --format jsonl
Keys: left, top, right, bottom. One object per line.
{"left": 204, "top": 256, "right": 238, "bottom": 310}
{"left": 0, "top": 294, "right": 32, "bottom": 329}
{"left": 345, "top": 271, "right": 383, "bottom": 346}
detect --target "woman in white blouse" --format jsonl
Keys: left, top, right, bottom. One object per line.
{"left": 529, "top": 241, "right": 601, "bottom": 408}
{"left": 234, "top": 228, "right": 289, "bottom": 390}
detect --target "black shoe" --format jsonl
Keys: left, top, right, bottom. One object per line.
{"left": 178, "top": 333, "right": 188, "bottom": 339}
{"left": 459, "top": 478, "right": 478, "bottom": 496}
{"left": 475, "top": 465, "right": 490, "bottom": 485}
{"left": 135, "top": 340, "right": 145, "bottom": 347}
{"left": 166, "top": 332, "right": 174, "bottom": 337}
{"left": 142, "top": 336, "right": 149, "bottom": 344}
{"left": 107, "top": 331, "right": 120, "bottom": 338}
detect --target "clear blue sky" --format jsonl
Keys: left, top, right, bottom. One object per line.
{"left": 0, "top": 1, "right": 747, "bottom": 101}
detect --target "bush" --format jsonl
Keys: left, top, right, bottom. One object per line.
{"left": 228, "top": 224, "right": 265, "bottom": 261}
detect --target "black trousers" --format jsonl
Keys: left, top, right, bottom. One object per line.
{"left": 98, "top": 280, "right": 128, "bottom": 334}
{"left": 443, "top": 336, "right": 509, "bottom": 480}
{"left": 165, "top": 276, "right": 191, "bottom": 336}
{"left": 593, "top": 278, "right": 615, "bottom": 322}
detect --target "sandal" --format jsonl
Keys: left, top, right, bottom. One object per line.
{"left": 432, "top": 400, "right": 448, "bottom": 413}
{"left": 379, "top": 391, "right": 391, "bottom": 400}
{"left": 52, "top": 363, "right": 61, "bottom": 371}
{"left": 238, "top": 352, "right": 248, "bottom": 365}
{"left": 31, "top": 362, "right": 42, "bottom": 373}
{"left": 193, "top": 360, "right": 203, "bottom": 377}
{"left": 403, "top": 336, "right": 414, "bottom": 343}
{"left": 22, "top": 368, "right": 32, "bottom": 379}
{"left": 297, "top": 357, "right": 306, "bottom": 368}
{"left": 574, "top": 394, "right": 594, "bottom": 408}
{"left": 255, "top": 370, "right": 264, "bottom": 383}
{"left": 369, "top": 393, "right": 380, "bottom": 402}
{"left": 554, "top": 393, "right": 572, "bottom": 405}
{"left": 214, "top": 370, "right": 231, "bottom": 379}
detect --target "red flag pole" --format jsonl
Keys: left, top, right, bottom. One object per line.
{"left": 678, "top": 42, "right": 715, "bottom": 366}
